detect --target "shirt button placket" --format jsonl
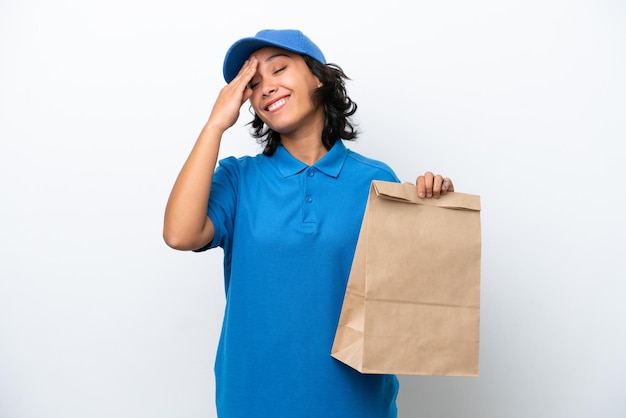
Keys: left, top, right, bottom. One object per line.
{"left": 302, "top": 168, "right": 317, "bottom": 226}
{"left": 305, "top": 168, "right": 315, "bottom": 204}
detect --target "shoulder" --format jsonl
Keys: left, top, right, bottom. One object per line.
{"left": 211, "top": 155, "right": 268, "bottom": 189}
{"left": 216, "top": 153, "right": 268, "bottom": 174}
{"left": 344, "top": 148, "right": 399, "bottom": 181}
{"left": 218, "top": 153, "right": 264, "bottom": 167}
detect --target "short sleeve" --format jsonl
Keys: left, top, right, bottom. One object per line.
{"left": 192, "top": 156, "right": 239, "bottom": 253}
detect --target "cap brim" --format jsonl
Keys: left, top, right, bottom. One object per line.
{"left": 222, "top": 38, "right": 271, "bottom": 83}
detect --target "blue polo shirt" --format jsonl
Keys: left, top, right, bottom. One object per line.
{"left": 203, "top": 140, "right": 400, "bottom": 417}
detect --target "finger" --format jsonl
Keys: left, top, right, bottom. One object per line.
{"left": 446, "top": 177, "right": 454, "bottom": 193}
{"left": 441, "top": 177, "right": 454, "bottom": 194}
{"left": 416, "top": 175, "right": 426, "bottom": 198}
{"left": 423, "top": 171, "right": 434, "bottom": 198}
{"left": 433, "top": 174, "right": 445, "bottom": 198}
{"left": 231, "top": 57, "right": 258, "bottom": 91}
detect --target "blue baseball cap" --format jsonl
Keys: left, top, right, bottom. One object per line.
{"left": 222, "top": 29, "right": 326, "bottom": 83}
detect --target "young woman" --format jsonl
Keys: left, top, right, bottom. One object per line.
{"left": 164, "top": 29, "right": 454, "bottom": 417}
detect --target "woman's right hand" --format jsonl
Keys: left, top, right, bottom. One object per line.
{"left": 206, "top": 56, "right": 258, "bottom": 132}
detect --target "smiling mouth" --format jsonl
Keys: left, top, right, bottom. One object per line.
{"left": 266, "top": 97, "right": 288, "bottom": 112}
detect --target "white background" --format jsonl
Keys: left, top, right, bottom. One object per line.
{"left": 1, "top": 0, "right": 625, "bottom": 417}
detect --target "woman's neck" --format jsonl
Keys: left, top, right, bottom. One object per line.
{"left": 279, "top": 119, "right": 328, "bottom": 165}
{"left": 281, "top": 137, "right": 328, "bottom": 166}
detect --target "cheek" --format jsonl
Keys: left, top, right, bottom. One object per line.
{"left": 249, "top": 93, "right": 264, "bottom": 113}
{"left": 249, "top": 98, "right": 270, "bottom": 124}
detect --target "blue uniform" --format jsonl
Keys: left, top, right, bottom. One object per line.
{"left": 200, "top": 140, "right": 400, "bottom": 417}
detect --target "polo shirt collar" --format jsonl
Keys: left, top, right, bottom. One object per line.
{"left": 273, "top": 140, "right": 348, "bottom": 178}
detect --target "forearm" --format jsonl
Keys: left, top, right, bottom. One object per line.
{"left": 163, "top": 122, "right": 224, "bottom": 250}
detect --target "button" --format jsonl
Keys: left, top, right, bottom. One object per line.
{"left": 308, "top": 169, "right": 315, "bottom": 177}
{"left": 305, "top": 195, "right": 313, "bottom": 203}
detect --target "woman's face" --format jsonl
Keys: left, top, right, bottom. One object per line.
{"left": 246, "top": 47, "right": 324, "bottom": 136}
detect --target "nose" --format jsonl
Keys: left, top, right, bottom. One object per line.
{"left": 262, "top": 81, "right": 277, "bottom": 97}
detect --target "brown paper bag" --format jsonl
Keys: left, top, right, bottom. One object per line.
{"left": 331, "top": 180, "right": 481, "bottom": 376}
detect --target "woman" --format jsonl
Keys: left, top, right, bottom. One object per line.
{"left": 164, "top": 29, "right": 453, "bottom": 417}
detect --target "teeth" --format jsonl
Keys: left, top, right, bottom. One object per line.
{"left": 268, "top": 98, "right": 287, "bottom": 111}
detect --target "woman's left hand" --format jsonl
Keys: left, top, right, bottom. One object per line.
{"left": 412, "top": 171, "right": 454, "bottom": 198}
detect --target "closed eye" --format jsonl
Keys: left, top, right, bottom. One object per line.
{"left": 248, "top": 61, "right": 287, "bottom": 89}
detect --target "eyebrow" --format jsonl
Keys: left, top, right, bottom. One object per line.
{"left": 263, "top": 52, "right": 291, "bottom": 64}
